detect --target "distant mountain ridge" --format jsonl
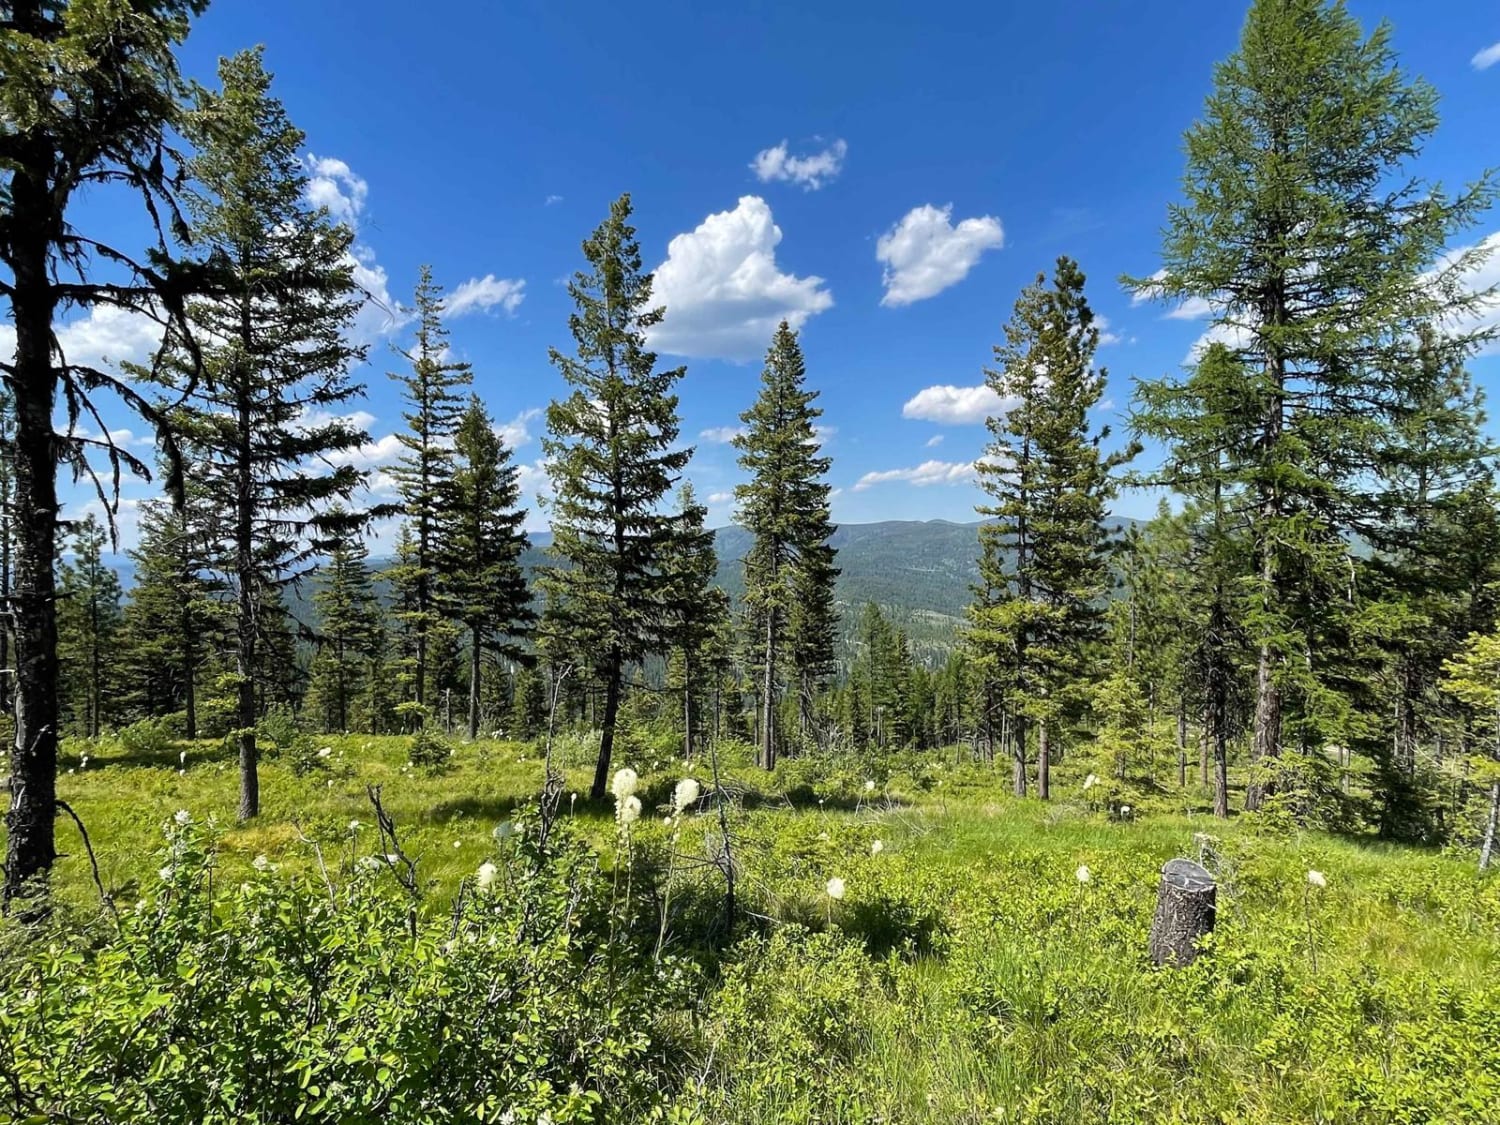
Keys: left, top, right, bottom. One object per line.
{"left": 107, "top": 517, "right": 1139, "bottom": 659}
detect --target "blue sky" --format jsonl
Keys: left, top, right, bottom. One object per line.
{"left": 24, "top": 0, "right": 1500, "bottom": 549}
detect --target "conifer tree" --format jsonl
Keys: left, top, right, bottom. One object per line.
{"left": 119, "top": 484, "right": 224, "bottom": 736}
{"left": 56, "top": 516, "right": 122, "bottom": 739}
{"left": 388, "top": 267, "right": 471, "bottom": 714}
{"left": 441, "top": 396, "right": 533, "bottom": 741}
{"left": 1130, "top": 0, "right": 1495, "bottom": 810}
{"left": 969, "top": 257, "right": 1134, "bottom": 798}
{"left": 733, "top": 321, "right": 838, "bottom": 770}
{"left": 541, "top": 193, "right": 691, "bottom": 801}
{"left": 663, "top": 485, "right": 729, "bottom": 765}
{"left": 1, "top": 0, "right": 211, "bottom": 907}
{"left": 159, "top": 49, "right": 371, "bottom": 819}
{"left": 308, "top": 513, "right": 382, "bottom": 734}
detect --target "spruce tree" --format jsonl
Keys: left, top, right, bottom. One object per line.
{"left": 160, "top": 49, "right": 372, "bottom": 819}
{"left": 119, "top": 484, "right": 225, "bottom": 736}
{"left": 540, "top": 193, "right": 691, "bottom": 801}
{"left": 388, "top": 267, "right": 471, "bottom": 714}
{"left": 1, "top": 0, "right": 211, "bottom": 908}
{"left": 309, "top": 512, "right": 382, "bottom": 734}
{"left": 663, "top": 484, "right": 729, "bottom": 765}
{"left": 969, "top": 257, "right": 1134, "bottom": 798}
{"left": 733, "top": 321, "right": 838, "bottom": 769}
{"left": 441, "top": 396, "right": 534, "bottom": 741}
{"left": 56, "top": 516, "right": 122, "bottom": 739}
{"left": 1129, "top": 0, "right": 1495, "bottom": 809}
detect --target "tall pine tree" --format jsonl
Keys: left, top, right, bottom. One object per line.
{"left": 733, "top": 321, "right": 838, "bottom": 770}
{"left": 540, "top": 193, "right": 690, "bottom": 801}
{"left": 56, "top": 515, "right": 121, "bottom": 739}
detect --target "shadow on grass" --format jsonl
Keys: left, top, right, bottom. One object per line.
{"left": 63, "top": 737, "right": 239, "bottom": 773}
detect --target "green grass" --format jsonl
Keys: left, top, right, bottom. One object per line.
{"left": 27, "top": 733, "right": 1500, "bottom": 1122}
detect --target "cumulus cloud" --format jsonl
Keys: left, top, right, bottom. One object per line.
{"left": 901, "top": 383, "right": 1017, "bottom": 425}
{"left": 925, "top": 434, "right": 944, "bottom": 447}
{"left": 853, "top": 459, "right": 978, "bottom": 491}
{"left": 305, "top": 155, "right": 369, "bottom": 224}
{"left": 699, "top": 425, "right": 746, "bottom": 443}
{"left": 649, "top": 196, "right": 833, "bottom": 361}
{"left": 445, "top": 274, "right": 526, "bottom": 318}
{"left": 876, "top": 204, "right": 1004, "bottom": 307}
{"left": 707, "top": 490, "right": 735, "bottom": 505}
{"left": 1473, "top": 41, "right": 1500, "bottom": 70}
{"left": 1095, "top": 315, "right": 1123, "bottom": 346}
{"left": 1129, "top": 269, "right": 1215, "bottom": 320}
{"left": 496, "top": 407, "right": 544, "bottom": 449}
{"left": 750, "top": 138, "right": 848, "bottom": 191}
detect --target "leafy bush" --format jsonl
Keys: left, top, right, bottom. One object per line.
{"left": 118, "top": 716, "right": 176, "bottom": 760}
{"left": 0, "top": 814, "right": 681, "bottom": 1123}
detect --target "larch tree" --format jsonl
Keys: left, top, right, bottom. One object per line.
{"left": 441, "top": 395, "right": 533, "bottom": 742}
{"left": 733, "top": 320, "right": 837, "bottom": 770}
{"left": 387, "top": 267, "right": 471, "bottom": 716}
{"left": 540, "top": 193, "right": 690, "bottom": 801}
{"left": 969, "top": 257, "right": 1133, "bottom": 799}
{"left": 56, "top": 515, "right": 122, "bottom": 739}
{"left": 160, "top": 48, "right": 371, "bottom": 819}
{"left": 0, "top": 0, "right": 211, "bottom": 909}
{"left": 1129, "top": 0, "right": 1495, "bottom": 810}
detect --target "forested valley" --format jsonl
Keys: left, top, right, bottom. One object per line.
{"left": 3, "top": 1, "right": 1500, "bottom": 1122}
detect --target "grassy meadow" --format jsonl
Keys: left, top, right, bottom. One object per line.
{"left": 14, "top": 730, "right": 1498, "bottom": 1123}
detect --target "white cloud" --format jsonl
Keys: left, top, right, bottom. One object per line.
{"left": 1095, "top": 315, "right": 1122, "bottom": 346}
{"left": 305, "top": 155, "right": 369, "bottom": 223}
{"left": 750, "top": 138, "right": 848, "bottom": 191}
{"left": 901, "top": 383, "right": 1017, "bottom": 425}
{"left": 545, "top": 194, "right": 564, "bottom": 206}
{"left": 707, "top": 490, "right": 735, "bottom": 505}
{"left": 349, "top": 246, "right": 410, "bottom": 345}
{"left": 1165, "top": 296, "right": 1215, "bottom": 321}
{"left": 1129, "top": 269, "right": 1214, "bottom": 320}
{"left": 1431, "top": 229, "right": 1500, "bottom": 355}
{"left": 649, "top": 196, "right": 833, "bottom": 361}
{"left": 925, "top": 434, "right": 944, "bottom": 447}
{"left": 445, "top": 274, "right": 526, "bottom": 318}
{"left": 876, "top": 204, "right": 1004, "bottom": 307}
{"left": 496, "top": 407, "right": 544, "bottom": 449}
{"left": 699, "top": 425, "right": 746, "bottom": 443}
{"left": 1473, "top": 42, "right": 1500, "bottom": 70}
{"left": 853, "top": 459, "right": 978, "bottom": 491}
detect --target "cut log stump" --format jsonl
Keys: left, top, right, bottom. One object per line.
{"left": 1148, "top": 858, "right": 1216, "bottom": 967}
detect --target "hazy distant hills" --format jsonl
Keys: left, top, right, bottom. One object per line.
{"left": 108, "top": 518, "right": 1140, "bottom": 660}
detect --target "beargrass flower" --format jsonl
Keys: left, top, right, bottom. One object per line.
{"left": 476, "top": 861, "right": 499, "bottom": 890}
{"left": 252, "top": 855, "right": 270, "bottom": 872}
{"left": 1307, "top": 869, "right": 1327, "bottom": 889}
{"left": 179, "top": 750, "right": 187, "bottom": 766}
{"left": 174, "top": 809, "right": 191, "bottom": 826}
{"left": 1119, "top": 804, "right": 1132, "bottom": 817}
{"left": 871, "top": 840, "right": 884, "bottom": 855}
{"left": 864, "top": 779, "right": 876, "bottom": 792}
{"left": 494, "top": 821, "right": 516, "bottom": 841}
{"left": 348, "top": 820, "right": 360, "bottom": 832}
{"left": 673, "top": 777, "right": 701, "bottom": 814}
{"left": 619, "top": 794, "right": 642, "bottom": 826}
{"left": 1083, "top": 773, "right": 1099, "bottom": 790}
{"left": 826, "top": 876, "right": 846, "bottom": 900}
{"left": 1076, "top": 864, "right": 1091, "bottom": 884}
{"left": 158, "top": 866, "right": 173, "bottom": 881}
{"left": 316, "top": 746, "right": 332, "bottom": 759}
{"left": 611, "top": 767, "right": 639, "bottom": 801}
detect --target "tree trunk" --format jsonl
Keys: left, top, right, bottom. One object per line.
{"left": 467, "top": 624, "right": 481, "bottom": 742}
{"left": 590, "top": 648, "right": 623, "bottom": 801}
{"left": 1012, "top": 712, "right": 1027, "bottom": 797}
{"left": 5, "top": 132, "right": 62, "bottom": 912}
{"left": 683, "top": 672, "right": 694, "bottom": 767}
{"left": 1148, "top": 858, "right": 1217, "bottom": 967}
{"left": 235, "top": 374, "right": 259, "bottom": 820}
{"left": 760, "top": 610, "right": 776, "bottom": 772}
{"left": 1177, "top": 704, "right": 1188, "bottom": 788}
{"left": 1479, "top": 780, "right": 1500, "bottom": 874}
{"left": 1037, "top": 722, "right": 1050, "bottom": 800}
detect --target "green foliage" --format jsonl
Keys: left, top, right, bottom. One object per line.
{"left": 117, "top": 716, "right": 176, "bottom": 761}
{"left": 409, "top": 728, "right": 455, "bottom": 773}
{"left": 0, "top": 816, "right": 680, "bottom": 1123}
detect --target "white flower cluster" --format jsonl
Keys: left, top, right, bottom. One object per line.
{"left": 1307, "top": 869, "right": 1327, "bottom": 889}
{"left": 825, "top": 876, "right": 846, "bottom": 901}
{"left": 673, "top": 777, "right": 701, "bottom": 815}
{"left": 613, "top": 768, "right": 641, "bottom": 827}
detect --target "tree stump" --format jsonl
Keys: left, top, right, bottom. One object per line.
{"left": 1148, "top": 858, "right": 1216, "bottom": 967}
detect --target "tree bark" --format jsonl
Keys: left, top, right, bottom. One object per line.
{"left": 1012, "top": 712, "right": 1028, "bottom": 797}
{"left": 590, "top": 648, "right": 623, "bottom": 801}
{"left": 5, "top": 112, "right": 62, "bottom": 911}
{"left": 760, "top": 609, "right": 776, "bottom": 772}
{"left": 467, "top": 624, "right": 482, "bottom": 741}
{"left": 1177, "top": 704, "right": 1188, "bottom": 789}
{"left": 1148, "top": 858, "right": 1217, "bottom": 967}
{"left": 1480, "top": 780, "right": 1499, "bottom": 874}
{"left": 1037, "top": 722, "right": 1050, "bottom": 800}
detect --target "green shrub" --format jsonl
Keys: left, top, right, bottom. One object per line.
{"left": 0, "top": 815, "right": 680, "bottom": 1123}
{"left": 409, "top": 728, "right": 454, "bottom": 772}
{"left": 118, "top": 716, "right": 175, "bottom": 760}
